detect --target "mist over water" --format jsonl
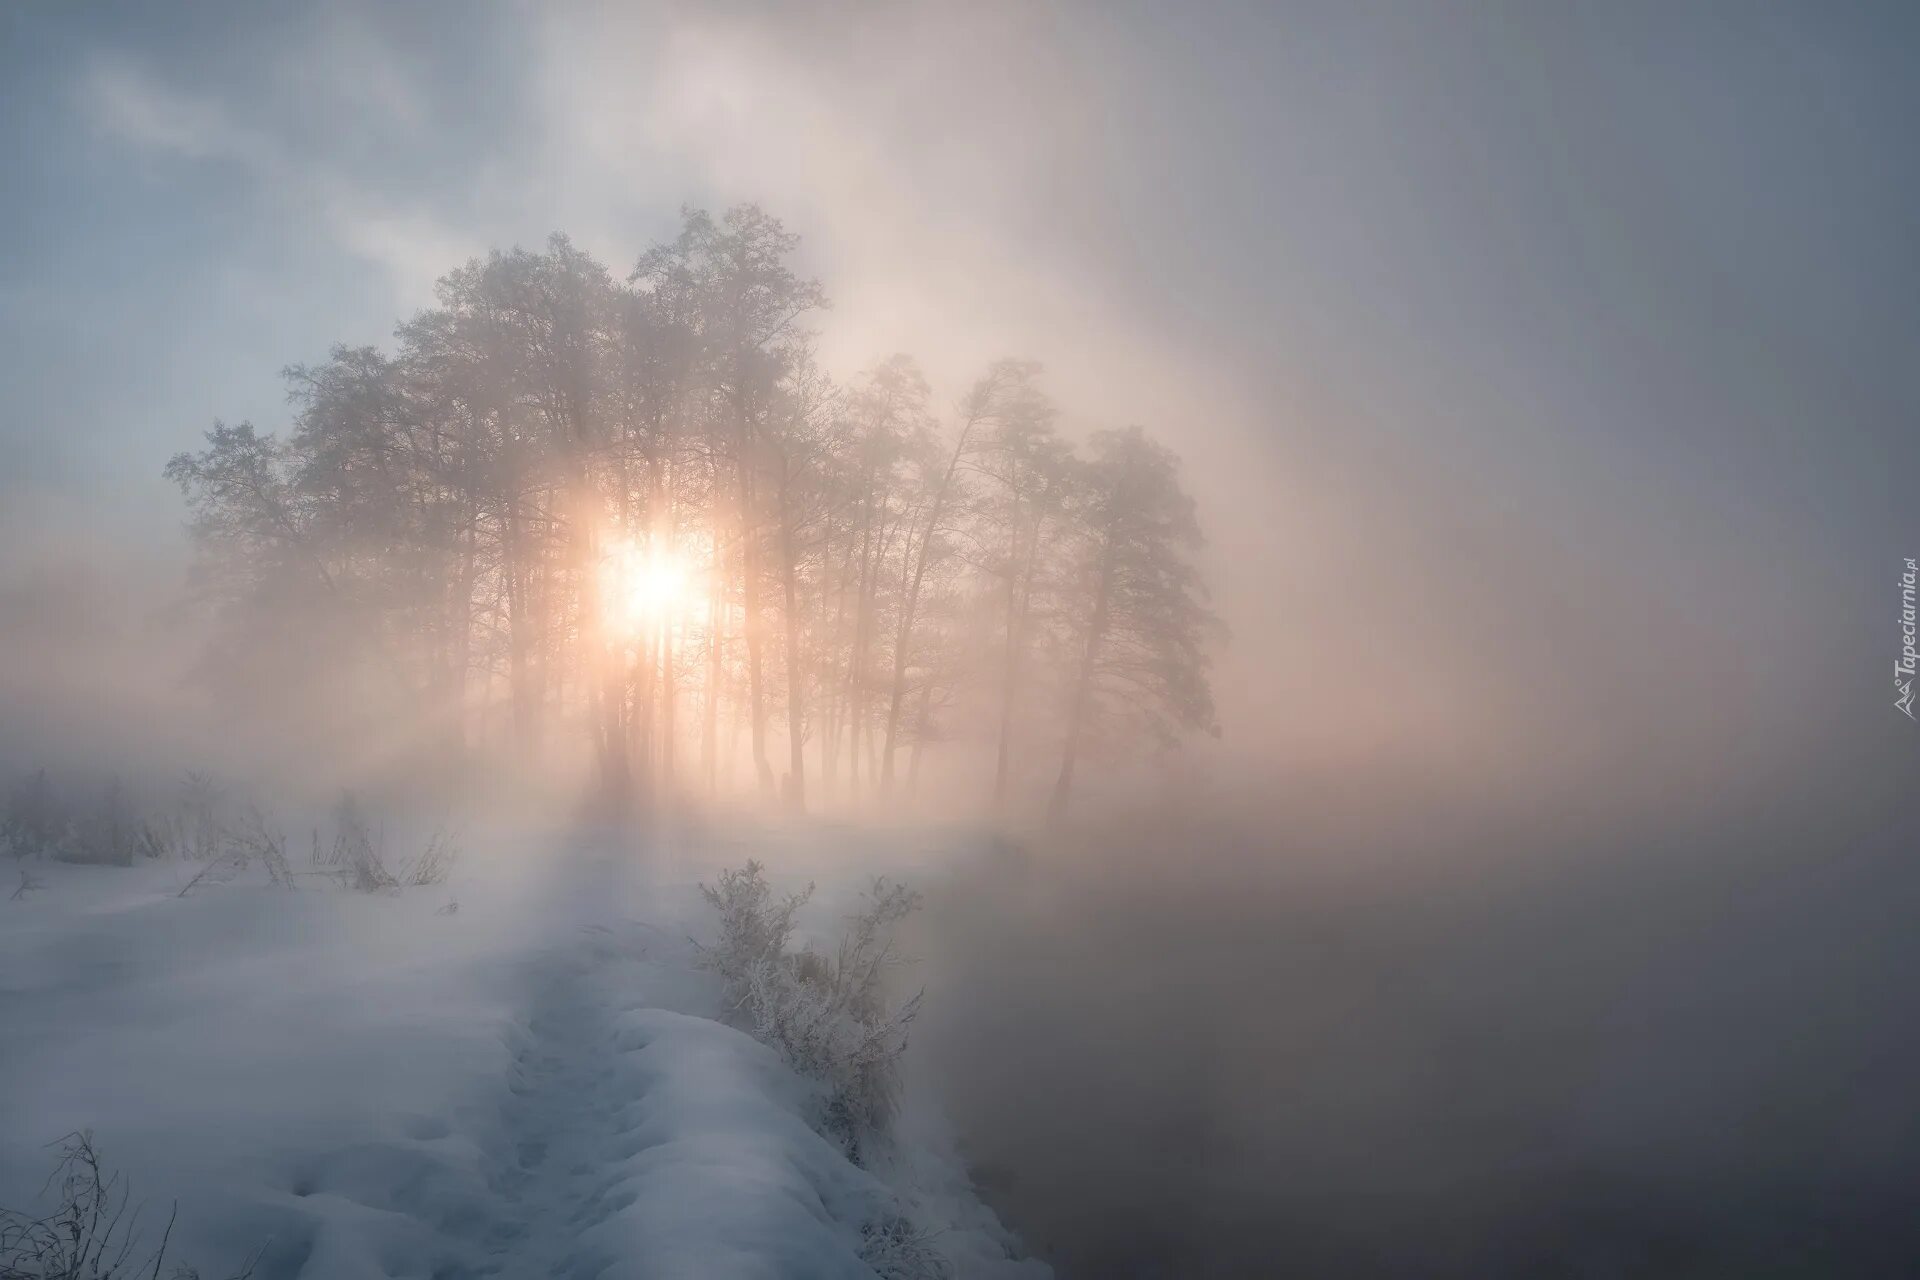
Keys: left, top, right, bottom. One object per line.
{"left": 917, "top": 747, "right": 1920, "bottom": 1276}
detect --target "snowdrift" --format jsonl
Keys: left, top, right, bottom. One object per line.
{"left": 0, "top": 838, "right": 1046, "bottom": 1280}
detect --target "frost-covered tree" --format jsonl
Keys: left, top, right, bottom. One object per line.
{"left": 1049, "top": 426, "right": 1221, "bottom": 819}
{"left": 164, "top": 205, "right": 1220, "bottom": 817}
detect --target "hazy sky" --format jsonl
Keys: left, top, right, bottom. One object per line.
{"left": 3, "top": 0, "right": 1916, "bottom": 804}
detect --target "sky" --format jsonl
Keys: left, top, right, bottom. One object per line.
{"left": 2, "top": 0, "right": 1917, "bottom": 806}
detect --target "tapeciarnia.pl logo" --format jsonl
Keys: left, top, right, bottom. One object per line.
{"left": 1899, "top": 558, "right": 1918, "bottom": 720}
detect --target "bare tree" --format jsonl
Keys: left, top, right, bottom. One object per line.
{"left": 165, "top": 207, "right": 1220, "bottom": 821}
{"left": 1049, "top": 427, "right": 1221, "bottom": 820}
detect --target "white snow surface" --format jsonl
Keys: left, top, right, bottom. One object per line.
{"left": 0, "top": 824, "right": 1046, "bottom": 1280}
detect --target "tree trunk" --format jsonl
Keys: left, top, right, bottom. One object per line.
{"left": 907, "top": 677, "right": 933, "bottom": 794}
{"left": 629, "top": 631, "right": 655, "bottom": 807}
{"left": 845, "top": 466, "right": 880, "bottom": 801}
{"left": 503, "top": 503, "right": 537, "bottom": 755}
{"left": 993, "top": 563, "right": 1020, "bottom": 807}
{"left": 733, "top": 421, "right": 776, "bottom": 797}
{"left": 1050, "top": 536, "right": 1116, "bottom": 822}
{"left": 819, "top": 522, "right": 848, "bottom": 800}
{"left": 704, "top": 493, "right": 725, "bottom": 798}
{"left": 776, "top": 454, "right": 807, "bottom": 813}
{"left": 659, "top": 617, "right": 676, "bottom": 801}
{"left": 880, "top": 417, "right": 979, "bottom": 794}
{"left": 994, "top": 514, "right": 1046, "bottom": 806}
{"left": 445, "top": 501, "right": 477, "bottom": 761}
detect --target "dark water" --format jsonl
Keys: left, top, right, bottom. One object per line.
{"left": 914, "top": 780, "right": 1920, "bottom": 1278}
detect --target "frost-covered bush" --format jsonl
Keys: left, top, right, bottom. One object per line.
{"left": 858, "top": 1213, "right": 954, "bottom": 1280}
{"left": 3, "top": 770, "right": 62, "bottom": 860}
{"left": 9, "top": 868, "right": 45, "bottom": 902}
{"left": 398, "top": 827, "right": 458, "bottom": 887}
{"left": 5, "top": 769, "right": 228, "bottom": 868}
{"left": 316, "top": 794, "right": 397, "bottom": 892}
{"left": 697, "top": 863, "right": 926, "bottom": 1163}
{"left": 51, "top": 779, "right": 139, "bottom": 867}
{"left": 176, "top": 805, "right": 294, "bottom": 896}
{"left": 163, "top": 772, "right": 225, "bottom": 862}
{"left": 698, "top": 860, "right": 813, "bottom": 993}
{"left": 303, "top": 797, "right": 452, "bottom": 892}
{"left": 131, "top": 772, "right": 227, "bottom": 864}
{"left": 0, "top": 1132, "right": 260, "bottom": 1279}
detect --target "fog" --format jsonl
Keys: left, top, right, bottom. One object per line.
{"left": 2, "top": 2, "right": 1917, "bottom": 1276}
{"left": 911, "top": 737, "right": 1919, "bottom": 1273}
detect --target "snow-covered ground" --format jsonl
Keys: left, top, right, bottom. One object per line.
{"left": 0, "top": 824, "right": 1046, "bottom": 1279}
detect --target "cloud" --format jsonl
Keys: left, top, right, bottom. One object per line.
{"left": 527, "top": 8, "right": 1127, "bottom": 385}
{"left": 82, "top": 55, "right": 249, "bottom": 160}
{"left": 77, "top": 53, "right": 473, "bottom": 307}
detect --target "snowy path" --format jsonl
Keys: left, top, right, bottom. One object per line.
{"left": 481, "top": 926, "right": 650, "bottom": 1277}
{"left": 1, "top": 836, "right": 1049, "bottom": 1279}
{"left": 460, "top": 879, "right": 906, "bottom": 1280}
{"left": 457, "top": 847, "right": 889, "bottom": 1279}
{"left": 475, "top": 851, "right": 665, "bottom": 1273}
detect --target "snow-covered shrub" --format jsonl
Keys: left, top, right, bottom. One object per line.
{"left": 4, "top": 771, "right": 223, "bottom": 866}
{"left": 399, "top": 827, "right": 458, "bottom": 887}
{"left": 3, "top": 770, "right": 61, "bottom": 860}
{"left": 697, "top": 860, "right": 813, "bottom": 993}
{"left": 228, "top": 806, "right": 295, "bottom": 889}
{"left": 859, "top": 1213, "right": 954, "bottom": 1280}
{"left": 52, "top": 779, "right": 139, "bottom": 867}
{"left": 9, "top": 868, "right": 45, "bottom": 902}
{"left": 175, "top": 772, "right": 224, "bottom": 861}
{"left": 5, "top": 770, "right": 231, "bottom": 868}
{"left": 316, "top": 794, "right": 397, "bottom": 892}
{"left": 697, "top": 864, "right": 926, "bottom": 1163}
{"left": 134, "top": 773, "right": 225, "bottom": 864}
{"left": 176, "top": 805, "right": 294, "bottom": 896}
{"left": 132, "top": 771, "right": 227, "bottom": 864}
{"left": 136, "top": 819, "right": 181, "bottom": 861}
{"left": 0, "top": 1131, "right": 260, "bottom": 1279}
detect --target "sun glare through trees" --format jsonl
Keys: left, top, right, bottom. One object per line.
{"left": 163, "top": 210, "right": 1221, "bottom": 817}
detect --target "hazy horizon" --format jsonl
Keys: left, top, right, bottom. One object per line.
{"left": 7, "top": 2, "right": 1914, "bottom": 807}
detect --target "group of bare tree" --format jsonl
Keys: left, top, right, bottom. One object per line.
{"left": 165, "top": 205, "right": 1218, "bottom": 817}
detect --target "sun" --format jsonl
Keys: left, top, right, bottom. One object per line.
{"left": 604, "top": 540, "right": 698, "bottom": 633}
